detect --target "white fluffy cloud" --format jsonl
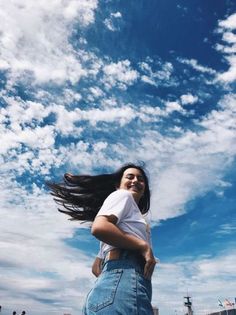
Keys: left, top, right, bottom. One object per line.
{"left": 165, "top": 101, "right": 184, "bottom": 114}
{"left": 216, "top": 13, "right": 236, "bottom": 83}
{"left": 1, "top": 89, "right": 235, "bottom": 201}
{"left": 0, "top": 92, "right": 196, "bottom": 174}
{"left": 104, "top": 11, "right": 122, "bottom": 31}
{"left": 180, "top": 93, "right": 198, "bottom": 105}
{"left": 218, "top": 12, "right": 236, "bottom": 30}
{"left": 0, "top": 177, "right": 94, "bottom": 314}
{"left": 102, "top": 59, "right": 139, "bottom": 90}
{"left": 0, "top": 0, "right": 98, "bottom": 84}
{"left": 136, "top": 94, "right": 236, "bottom": 221}
{"left": 139, "top": 60, "right": 174, "bottom": 86}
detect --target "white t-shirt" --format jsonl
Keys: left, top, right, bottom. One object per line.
{"left": 96, "top": 189, "right": 151, "bottom": 259}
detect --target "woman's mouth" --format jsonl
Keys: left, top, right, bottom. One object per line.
{"left": 128, "top": 185, "right": 141, "bottom": 192}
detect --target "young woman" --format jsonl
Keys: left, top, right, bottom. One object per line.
{"left": 48, "top": 163, "right": 156, "bottom": 314}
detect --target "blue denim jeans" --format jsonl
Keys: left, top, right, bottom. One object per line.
{"left": 83, "top": 250, "right": 154, "bottom": 315}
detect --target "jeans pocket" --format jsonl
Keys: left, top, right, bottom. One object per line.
{"left": 87, "top": 269, "right": 123, "bottom": 312}
{"left": 137, "top": 273, "right": 152, "bottom": 301}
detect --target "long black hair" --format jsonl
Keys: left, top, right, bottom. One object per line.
{"left": 47, "top": 163, "right": 150, "bottom": 221}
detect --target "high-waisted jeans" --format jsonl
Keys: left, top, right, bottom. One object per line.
{"left": 82, "top": 250, "right": 154, "bottom": 315}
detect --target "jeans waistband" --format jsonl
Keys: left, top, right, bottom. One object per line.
{"left": 102, "top": 249, "right": 145, "bottom": 274}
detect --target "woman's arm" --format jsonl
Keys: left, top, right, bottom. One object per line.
{"left": 91, "top": 215, "right": 156, "bottom": 279}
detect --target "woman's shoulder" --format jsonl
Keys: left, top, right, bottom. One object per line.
{"left": 108, "top": 189, "right": 132, "bottom": 199}
{"left": 98, "top": 189, "right": 133, "bottom": 215}
{"left": 104, "top": 189, "right": 133, "bottom": 204}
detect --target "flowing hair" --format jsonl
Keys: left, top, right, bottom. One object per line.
{"left": 47, "top": 163, "right": 150, "bottom": 221}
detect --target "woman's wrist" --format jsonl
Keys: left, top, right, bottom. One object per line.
{"left": 137, "top": 241, "right": 149, "bottom": 254}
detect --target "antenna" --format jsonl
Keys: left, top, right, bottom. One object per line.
{"left": 184, "top": 295, "right": 193, "bottom": 315}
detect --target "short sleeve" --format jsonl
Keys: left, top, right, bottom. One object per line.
{"left": 96, "top": 189, "right": 132, "bottom": 224}
{"left": 143, "top": 211, "right": 152, "bottom": 247}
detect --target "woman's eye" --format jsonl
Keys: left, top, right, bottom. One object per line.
{"left": 125, "top": 175, "right": 144, "bottom": 181}
{"left": 126, "top": 175, "right": 133, "bottom": 179}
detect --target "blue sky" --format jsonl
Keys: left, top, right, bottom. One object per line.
{"left": 0, "top": 1, "right": 236, "bottom": 314}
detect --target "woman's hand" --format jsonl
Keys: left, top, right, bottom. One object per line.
{"left": 92, "top": 257, "right": 103, "bottom": 277}
{"left": 92, "top": 216, "right": 157, "bottom": 279}
{"left": 140, "top": 244, "right": 157, "bottom": 280}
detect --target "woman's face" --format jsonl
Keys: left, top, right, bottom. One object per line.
{"left": 118, "top": 168, "right": 146, "bottom": 204}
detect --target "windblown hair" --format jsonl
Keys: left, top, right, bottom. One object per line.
{"left": 47, "top": 163, "right": 150, "bottom": 222}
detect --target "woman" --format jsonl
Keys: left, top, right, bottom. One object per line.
{"left": 48, "top": 163, "right": 156, "bottom": 314}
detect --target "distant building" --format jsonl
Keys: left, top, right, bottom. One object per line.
{"left": 152, "top": 306, "right": 159, "bottom": 315}
{"left": 208, "top": 310, "right": 236, "bottom": 315}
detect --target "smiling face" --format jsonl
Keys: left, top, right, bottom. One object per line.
{"left": 118, "top": 167, "right": 146, "bottom": 204}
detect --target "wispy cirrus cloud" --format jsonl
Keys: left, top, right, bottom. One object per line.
{"left": 177, "top": 57, "right": 216, "bottom": 75}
